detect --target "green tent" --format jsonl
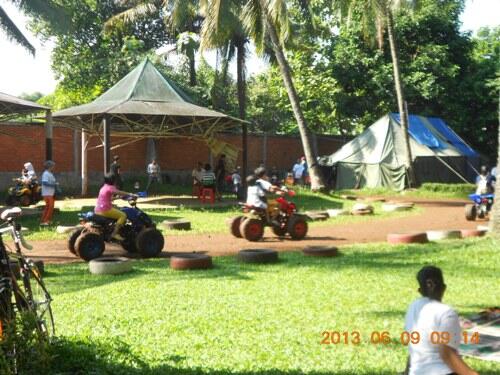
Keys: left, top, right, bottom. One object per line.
{"left": 319, "top": 114, "right": 479, "bottom": 190}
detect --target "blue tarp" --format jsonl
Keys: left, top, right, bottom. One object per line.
{"left": 391, "top": 113, "right": 446, "bottom": 149}
{"left": 426, "top": 117, "right": 479, "bottom": 157}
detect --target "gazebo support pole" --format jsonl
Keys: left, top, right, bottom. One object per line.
{"left": 81, "top": 129, "right": 88, "bottom": 196}
{"left": 45, "top": 110, "right": 53, "bottom": 161}
{"left": 103, "top": 116, "right": 111, "bottom": 173}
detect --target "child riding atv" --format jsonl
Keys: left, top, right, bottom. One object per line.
{"left": 246, "top": 167, "right": 285, "bottom": 223}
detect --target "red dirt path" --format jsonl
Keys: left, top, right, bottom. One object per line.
{"left": 22, "top": 198, "right": 486, "bottom": 264}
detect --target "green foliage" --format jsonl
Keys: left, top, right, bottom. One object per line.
{"left": 37, "top": 237, "right": 500, "bottom": 373}
{"left": 419, "top": 183, "right": 475, "bottom": 196}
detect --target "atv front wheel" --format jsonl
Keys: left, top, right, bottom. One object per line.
{"left": 465, "top": 204, "right": 477, "bottom": 221}
{"left": 240, "top": 218, "right": 264, "bottom": 242}
{"left": 135, "top": 227, "right": 164, "bottom": 258}
{"left": 67, "top": 228, "right": 83, "bottom": 255}
{"left": 287, "top": 215, "right": 308, "bottom": 240}
{"left": 75, "top": 232, "right": 105, "bottom": 261}
{"left": 19, "top": 194, "right": 31, "bottom": 207}
{"left": 228, "top": 216, "right": 245, "bottom": 238}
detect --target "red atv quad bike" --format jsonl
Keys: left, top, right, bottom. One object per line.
{"left": 229, "top": 189, "right": 308, "bottom": 242}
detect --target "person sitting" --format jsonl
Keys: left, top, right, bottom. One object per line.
{"left": 247, "top": 167, "right": 285, "bottom": 223}
{"left": 21, "top": 162, "right": 37, "bottom": 186}
{"left": 95, "top": 173, "right": 136, "bottom": 241}
{"left": 475, "top": 165, "right": 495, "bottom": 195}
{"left": 201, "top": 164, "right": 216, "bottom": 188}
{"left": 403, "top": 266, "right": 478, "bottom": 375}
{"left": 192, "top": 162, "right": 205, "bottom": 193}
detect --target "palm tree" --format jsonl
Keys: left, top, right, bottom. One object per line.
{"left": 243, "top": 0, "right": 326, "bottom": 190}
{"left": 199, "top": 0, "right": 250, "bottom": 180}
{"left": 106, "top": 0, "right": 201, "bottom": 86}
{"left": 1, "top": 1, "right": 68, "bottom": 55}
{"left": 337, "top": 0, "right": 417, "bottom": 187}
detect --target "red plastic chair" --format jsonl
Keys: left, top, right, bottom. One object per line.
{"left": 200, "top": 187, "right": 215, "bottom": 203}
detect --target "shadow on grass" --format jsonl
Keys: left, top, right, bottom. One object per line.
{"left": 45, "top": 336, "right": 406, "bottom": 375}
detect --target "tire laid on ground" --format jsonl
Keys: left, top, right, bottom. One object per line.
{"left": 465, "top": 204, "right": 477, "bottom": 221}
{"left": 271, "top": 225, "right": 287, "bottom": 237}
{"left": 351, "top": 209, "right": 374, "bottom": 216}
{"left": 302, "top": 246, "right": 338, "bottom": 257}
{"left": 382, "top": 203, "right": 413, "bottom": 212}
{"left": 327, "top": 209, "right": 350, "bottom": 217}
{"left": 240, "top": 218, "right": 264, "bottom": 242}
{"left": 387, "top": 232, "right": 428, "bottom": 244}
{"left": 460, "top": 229, "right": 487, "bottom": 238}
{"left": 237, "top": 249, "right": 278, "bottom": 264}
{"left": 75, "top": 232, "right": 105, "bottom": 261}
{"left": 362, "top": 197, "right": 386, "bottom": 203}
{"left": 170, "top": 254, "right": 212, "bottom": 270}
{"left": 88, "top": 257, "right": 132, "bottom": 275}
{"left": 288, "top": 215, "right": 308, "bottom": 240}
{"left": 162, "top": 219, "right": 191, "bottom": 230}
{"left": 135, "top": 227, "right": 164, "bottom": 258}
{"left": 228, "top": 216, "right": 244, "bottom": 238}
{"left": 351, "top": 203, "right": 374, "bottom": 215}
{"left": 426, "top": 230, "right": 462, "bottom": 241}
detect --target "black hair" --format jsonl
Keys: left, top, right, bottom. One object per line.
{"left": 104, "top": 173, "right": 115, "bottom": 185}
{"left": 254, "top": 166, "right": 266, "bottom": 178}
{"left": 417, "top": 266, "right": 444, "bottom": 296}
{"left": 204, "top": 163, "right": 211, "bottom": 171}
{"left": 246, "top": 174, "right": 257, "bottom": 186}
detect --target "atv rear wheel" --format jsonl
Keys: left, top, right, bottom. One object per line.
{"left": 287, "top": 215, "right": 308, "bottom": 240}
{"left": 19, "top": 194, "right": 31, "bottom": 207}
{"left": 465, "top": 204, "right": 477, "bottom": 221}
{"left": 228, "top": 216, "right": 244, "bottom": 238}
{"left": 75, "top": 232, "right": 105, "bottom": 261}
{"left": 240, "top": 218, "right": 264, "bottom": 242}
{"left": 135, "top": 227, "right": 164, "bottom": 258}
{"left": 67, "top": 228, "right": 83, "bottom": 255}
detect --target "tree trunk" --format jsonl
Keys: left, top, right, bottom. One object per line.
{"left": 236, "top": 39, "right": 248, "bottom": 182}
{"left": 189, "top": 56, "right": 197, "bottom": 86}
{"left": 260, "top": 2, "right": 325, "bottom": 190}
{"left": 490, "top": 113, "right": 500, "bottom": 236}
{"left": 386, "top": 10, "right": 415, "bottom": 187}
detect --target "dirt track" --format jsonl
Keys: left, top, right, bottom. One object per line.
{"left": 21, "top": 198, "right": 486, "bottom": 264}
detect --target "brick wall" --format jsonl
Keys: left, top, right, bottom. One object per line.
{"left": 0, "top": 123, "right": 346, "bottom": 187}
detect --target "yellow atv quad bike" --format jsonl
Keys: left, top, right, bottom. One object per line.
{"left": 5, "top": 179, "right": 41, "bottom": 207}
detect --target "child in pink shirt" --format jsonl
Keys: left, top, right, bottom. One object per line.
{"left": 95, "top": 174, "right": 136, "bottom": 241}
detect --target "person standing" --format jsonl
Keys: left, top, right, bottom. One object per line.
{"left": 292, "top": 158, "right": 305, "bottom": 185}
{"left": 403, "top": 266, "right": 478, "bottom": 375}
{"left": 215, "top": 154, "right": 226, "bottom": 199}
{"left": 145, "top": 159, "right": 161, "bottom": 193}
{"left": 40, "top": 160, "right": 57, "bottom": 226}
{"left": 231, "top": 167, "right": 243, "bottom": 200}
{"left": 110, "top": 155, "right": 123, "bottom": 190}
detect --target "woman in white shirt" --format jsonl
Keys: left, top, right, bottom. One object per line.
{"left": 40, "top": 160, "right": 58, "bottom": 226}
{"left": 404, "top": 266, "right": 478, "bottom": 375}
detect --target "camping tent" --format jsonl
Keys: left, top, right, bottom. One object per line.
{"left": 319, "top": 113, "right": 479, "bottom": 190}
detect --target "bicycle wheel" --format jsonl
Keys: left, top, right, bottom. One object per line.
{"left": 20, "top": 262, "right": 54, "bottom": 338}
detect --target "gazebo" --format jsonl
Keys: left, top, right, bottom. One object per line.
{"left": 0, "top": 92, "right": 54, "bottom": 160}
{"left": 53, "top": 58, "right": 245, "bottom": 194}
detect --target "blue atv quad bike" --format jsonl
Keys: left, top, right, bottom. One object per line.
{"left": 465, "top": 193, "right": 495, "bottom": 221}
{"left": 67, "top": 196, "right": 164, "bottom": 261}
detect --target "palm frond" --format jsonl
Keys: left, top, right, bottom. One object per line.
{"left": 0, "top": 5, "right": 35, "bottom": 55}
{"left": 242, "top": 0, "right": 265, "bottom": 55}
{"left": 104, "top": 2, "right": 158, "bottom": 32}
{"left": 11, "top": 0, "right": 71, "bottom": 33}
{"left": 267, "top": 0, "right": 291, "bottom": 44}
{"left": 200, "top": 0, "right": 239, "bottom": 50}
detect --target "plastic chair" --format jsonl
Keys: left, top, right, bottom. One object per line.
{"left": 200, "top": 187, "right": 216, "bottom": 203}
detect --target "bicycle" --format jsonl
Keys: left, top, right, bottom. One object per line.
{"left": 0, "top": 207, "right": 54, "bottom": 373}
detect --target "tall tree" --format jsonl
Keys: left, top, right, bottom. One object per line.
{"left": 244, "top": 0, "right": 326, "bottom": 190}
{"left": 0, "top": 0, "right": 68, "bottom": 55}
{"left": 337, "top": 0, "right": 417, "bottom": 186}
{"left": 105, "top": 0, "right": 201, "bottom": 86}
{"left": 200, "top": 0, "right": 250, "bottom": 179}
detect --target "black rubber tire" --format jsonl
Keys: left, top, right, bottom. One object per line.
{"left": 287, "top": 215, "right": 308, "bottom": 240}
{"left": 135, "top": 227, "right": 164, "bottom": 258}
{"left": 271, "top": 225, "right": 287, "bottom": 237}
{"left": 75, "top": 232, "right": 105, "bottom": 261}
{"left": 170, "top": 254, "right": 213, "bottom": 270}
{"left": 237, "top": 249, "right": 278, "bottom": 264}
{"left": 67, "top": 228, "right": 83, "bottom": 255}
{"left": 303, "top": 246, "right": 339, "bottom": 257}
{"left": 89, "top": 257, "right": 133, "bottom": 275}
{"left": 465, "top": 204, "right": 476, "bottom": 221}
{"left": 5, "top": 195, "right": 17, "bottom": 207}
{"left": 229, "top": 216, "right": 244, "bottom": 238}
{"left": 162, "top": 219, "right": 191, "bottom": 230}
{"left": 239, "top": 218, "right": 264, "bottom": 242}
{"left": 121, "top": 236, "right": 138, "bottom": 253}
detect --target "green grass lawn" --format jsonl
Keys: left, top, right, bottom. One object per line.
{"left": 19, "top": 189, "right": 420, "bottom": 241}
{"left": 38, "top": 237, "right": 500, "bottom": 374}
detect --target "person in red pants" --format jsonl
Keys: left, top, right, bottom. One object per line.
{"left": 40, "top": 160, "right": 58, "bottom": 226}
